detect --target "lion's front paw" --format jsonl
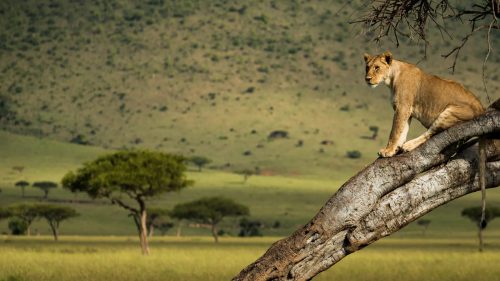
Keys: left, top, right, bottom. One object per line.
{"left": 401, "top": 139, "right": 421, "bottom": 152}
{"left": 378, "top": 147, "right": 397, "bottom": 158}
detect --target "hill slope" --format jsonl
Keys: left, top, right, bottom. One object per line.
{"left": 0, "top": 0, "right": 499, "bottom": 178}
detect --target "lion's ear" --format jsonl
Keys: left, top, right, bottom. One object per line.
{"left": 363, "top": 53, "right": 372, "bottom": 63}
{"left": 383, "top": 51, "right": 393, "bottom": 65}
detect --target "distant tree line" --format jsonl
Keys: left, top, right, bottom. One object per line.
{"left": 0, "top": 203, "right": 78, "bottom": 240}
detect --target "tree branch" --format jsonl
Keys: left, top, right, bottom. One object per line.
{"left": 233, "top": 109, "right": 500, "bottom": 281}
{"left": 110, "top": 197, "right": 139, "bottom": 215}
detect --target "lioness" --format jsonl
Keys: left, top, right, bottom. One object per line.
{"left": 363, "top": 51, "right": 484, "bottom": 157}
{"left": 364, "top": 51, "right": 492, "bottom": 228}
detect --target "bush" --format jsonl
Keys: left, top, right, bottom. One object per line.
{"left": 8, "top": 218, "right": 28, "bottom": 235}
{"left": 346, "top": 150, "right": 362, "bottom": 159}
{"left": 239, "top": 218, "right": 262, "bottom": 237}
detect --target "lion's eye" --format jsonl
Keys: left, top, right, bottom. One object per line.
{"left": 375, "top": 66, "right": 380, "bottom": 71}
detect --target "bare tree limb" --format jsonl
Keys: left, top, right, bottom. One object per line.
{"left": 233, "top": 108, "right": 500, "bottom": 281}
{"left": 353, "top": 0, "right": 499, "bottom": 78}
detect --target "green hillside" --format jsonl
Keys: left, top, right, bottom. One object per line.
{"left": 0, "top": 0, "right": 498, "bottom": 178}
{"left": 1, "top": 131, "right": 500, "bottom": 238}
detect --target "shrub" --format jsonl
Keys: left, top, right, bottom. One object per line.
{"left": 8, "top": 218, "right": 28, "bottom": 235}
{"left": 346, "top": 150, "right": 362, "bottom": 159}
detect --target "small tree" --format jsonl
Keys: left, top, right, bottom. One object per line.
{"left": 8, "top": 218, "right": 28, "bottom": 235}
{"left": 62, "top": 150, "right": 191, "bottom": 254}
{"left": 32, "top": 181, "right": 58, "bottom": 199}
{"left": 237, "top": 169, "right": 254, "bottom": 183}
{"left": 147, "top": 208, "right": 170, "bottom": 237}
{"left": 239, "top": 218, "right": 263, "bottom": 237}
{"left": 171, "top": 197, "right": 249, "bottom": 243}
{"left": 461, "top": 206, "right": 500, "bottom": 252}
{"left": 416, "top": 219, "right": 431, "bottom": 236}
{"left": 190, "top": 156, "right": 212, "bottom": 172}
{"left": 15, "top": 180, "right": 30, "bottom": 198}
{"left": 8, "top": 204, "right": 40, "bottom": 236}
{"left": 37, "top": 204, "right": 78, "bottom": 241}
{"left": 156, "top": 220, "right": 174, "bottom": 236}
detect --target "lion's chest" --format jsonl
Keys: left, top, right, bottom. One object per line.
{"left": 411, "top": 106, "right": 434, "bottom": 129}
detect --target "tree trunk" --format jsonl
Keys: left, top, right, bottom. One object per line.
{"left": 176, "top": 220, "right": 182, "bottom": 237}
{"left": 49, "top": 222, "right": 58, "bottom": 241}
{"left": 233, "top": 109, "right": 500, "bottom": 281}
{"left": 211, "top": 223, "right": 219, "bottom": 243}
{"left": 139, "top": 208, "right": 150, "bottom": 255}
{"left": 21, "top": 187, "right": 25, "bottom": 198}
{"left": 148, "top": 223, "right": 154, "bottom": 238}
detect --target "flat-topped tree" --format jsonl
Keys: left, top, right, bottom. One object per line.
{"left": 37, "top": 204, "right": 78, "bottom": 241}
{"left": 32, "top": 181, "right": 57, "bottom": 199}
{"left": 14, "top": 181, "right": 29, "bottom": 197}
{"left": 62, "top": 150, "right": 191, "bottom": 255}
{"left": 8, "top": 204, "right": 40, "bottom": 236}
{"left": 189, "top": 156, "right": 212, "bottom": 172}
{"left": 147, "top": 208, "right": 170, "bottom": 237}
{"left": 462, "top": 206, "right": 500, "bottom": 252}
{"left": 171, "top": 197, "right": 249, "bottom": 243}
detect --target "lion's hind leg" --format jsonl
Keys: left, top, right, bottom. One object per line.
{"left": 401, "top": 106, "right": 467, "bottom": 152}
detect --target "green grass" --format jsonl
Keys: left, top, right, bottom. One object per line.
{"left": 1, "top": 130, "right": 500, "bottom": 238}
{"left": 1, "top": 236, "right": 500, "bottom": 281}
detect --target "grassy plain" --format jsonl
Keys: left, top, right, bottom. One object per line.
{"left": 1, "top": 236, "right": 500, "bottom": 281}
{"left": 2, "top": 129, "right": 500, "bottom": 237}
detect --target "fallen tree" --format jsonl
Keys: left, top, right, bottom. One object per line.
{"left": 233, "top": 103, "right": 500, "bottom": 281}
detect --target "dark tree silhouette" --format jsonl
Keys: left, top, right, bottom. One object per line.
{"left": 416, "top": 219, "right": 431, "bottom": 236}
{"left": 14, "top": 180, "right": 29, "bottom": 198}
{"left": 147, "top": 208, "right": 170, "bottom": 237}
{"left": 8, "top": 204, "right": 40, "bottom": 236}
{"left": 189, "top": 156, "right": 212, "bottom": 172}
{"left": 32, "top": 181, "right": 57, "bottom": 199}
{"left": 171, "top": 197, "right": 249, "bottom": 242}
{"left": 462, "top": 206, "right": 500, "bottom": 251}
{"left": 37, "top": 204, "right": 78, "bottom": 241}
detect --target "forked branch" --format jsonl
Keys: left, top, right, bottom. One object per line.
{"left": 233, "top": 106, "right": 500, "bottom": 281}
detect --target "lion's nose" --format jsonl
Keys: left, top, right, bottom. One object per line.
{"left": 365, "top": 76, "right": 372, "bottom": 82}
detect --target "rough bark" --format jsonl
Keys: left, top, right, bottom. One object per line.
{"left": 211, "top": 222, "right": 219, "bottom": 243}
{"left": 138, "top": 199, "right": 150, "bottom": 255}
{"left": 233, "top": 109, "right": 500, "bottom": 281}
{"left": 49, "top": 222, "right": 59, "bottom": 241}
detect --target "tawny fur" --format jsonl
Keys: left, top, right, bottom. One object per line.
{"left": 363, "top": 51, "right": 484, "bottom": 157}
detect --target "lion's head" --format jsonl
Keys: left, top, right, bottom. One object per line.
{"left": 363, "top": 51, "right": 393, "bottom": 88}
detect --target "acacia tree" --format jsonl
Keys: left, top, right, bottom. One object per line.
{"left": 233, "top": 105, "right": 499, "bottom": 280}
{"left": 14, "top": 180, "right": 29, "bottom": 197}
{"left": 171, "top": 197, "right": 249, "bottom": 242}
{"left": 8, "top": 204, "right": 39, "bottom": 236}
{"left": 62, "top": 150, "right": 191, "bottom": 255}
{"left": 37, "top": 204, "right": 78, "bottom": 241}
{"left": 32, "top": 181, "right": 58, "bottom": 200}
{"left": 461, "top": 206, "right": 500, "bottom": 251}
{"left": 416, "top": 219, "right": 431, "bottom": 236}
{"left": 189, "top": 156, "right": 212, "bottom": 172}
{"left": 147, "top": 208, "right": 170, "bottom": 237}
